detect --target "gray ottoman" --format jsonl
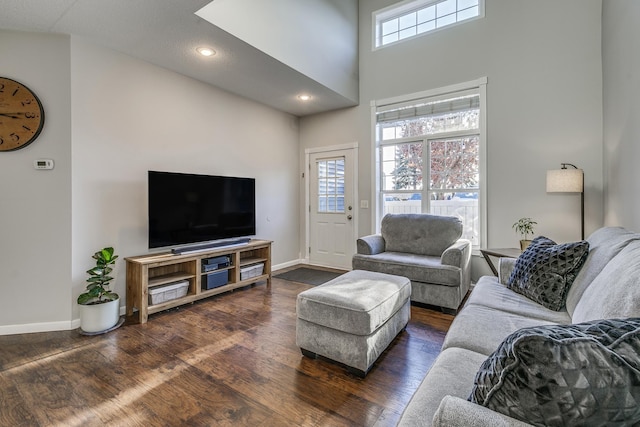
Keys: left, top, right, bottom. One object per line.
{"left": 296, "top": 270, "right": 411, "bottom": 377}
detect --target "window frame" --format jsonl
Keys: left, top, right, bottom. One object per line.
{"left": 372, "top": 0, "right": 485, "bottom": 50}
{"left": 371, "top": 78, "right": 487, "bottom": 250}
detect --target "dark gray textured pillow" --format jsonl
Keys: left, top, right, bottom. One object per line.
{"left": 507, "top": 236, "right": 589, "bottom": 311}
{"left": 469, "top": 318, "right": 640, "bottom": 426}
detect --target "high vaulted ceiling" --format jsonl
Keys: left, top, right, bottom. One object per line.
{"left": 0, "top": 0, "right": 359, "bottom": 116}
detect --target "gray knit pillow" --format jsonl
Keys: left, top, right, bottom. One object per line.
{"left": 506, "top": 236, "right": 589, "bottom": 311}
{"left": 470, "top": 318, "right": 640, "bottom": 426}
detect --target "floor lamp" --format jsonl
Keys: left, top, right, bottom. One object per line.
{"left": 546, "top": 163, "right": 585, "bottom": 240}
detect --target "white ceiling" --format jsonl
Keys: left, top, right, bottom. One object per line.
{"left": 0, "top": 0, "right": 359, "bottom": 116}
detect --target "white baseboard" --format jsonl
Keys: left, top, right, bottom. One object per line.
{"left": 0, "top": 307, "right": 130, "bottom": 336}
{"left": 272, "top": 258, "right": 306, "bottom": 272}
{"left": 0, "top": 319, "right": 77, "bottom": 336}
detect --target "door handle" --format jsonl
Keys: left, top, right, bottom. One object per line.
{"left": 347, "top": 215, "right": 353, "bottom": 220}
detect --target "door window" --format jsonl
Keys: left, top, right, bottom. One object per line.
{"left": 317, "top": 158, "right": 345, "bottom": 213}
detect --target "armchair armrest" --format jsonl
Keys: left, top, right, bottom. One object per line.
{"left": 441, "top": 239, "right": 472, "bottom": 268}
{"left": 498, "top": 257, "right": 518, "bottom": 285}
{"left": 432, "top": 396, "right": 533, "bottom": 427}
{"left": 356, "top": 234, "right": 385, "bottom": 255}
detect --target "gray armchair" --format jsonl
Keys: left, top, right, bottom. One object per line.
{"left": 352, "top": 213, "right": 472, "bottom": 313}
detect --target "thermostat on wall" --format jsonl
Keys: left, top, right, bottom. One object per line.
{"left": 33, "top": 159, "right": 54, "bottom": 170}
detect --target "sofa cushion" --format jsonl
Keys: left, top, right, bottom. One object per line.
{"left": 433, "top": 396, "right": 534, "bottom": 427}
{"left": 566, "top": 227, "right": 640, "bottom": 316}
{"left": 466, "top": 276, "right": 572, "bottom": 324}
{"left": 469, "top": 318, "right": 640, "bottom": 427}
{"left": 381, "top": 213, "right": 462, "bottom": 257}
{"left": 498, "top": 257, "right": 518, "bottom": 285}
{"left": 573, "top": 239, "right": 640, "bottom": 323}
{"left": 398, "top": 347, "right": 488, "bottom": 427}
{"left": 506, "top": 236, "right": 589, "bottom": 311}
{"left": 442, "top": 304, "right": 563, "bottom": 356}
{"left": 352, "top": 252, "right": 461, "bottom": 286}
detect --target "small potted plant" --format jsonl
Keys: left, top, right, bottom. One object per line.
{"left": 512, "top": 218, "right": 537, "bottom": 251}
{"left": 77, "top": 247, "right": 121, "bottom": 333}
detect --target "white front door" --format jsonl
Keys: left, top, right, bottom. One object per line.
{"left": 308, "top": 148, "right": 356, "bottom": 270}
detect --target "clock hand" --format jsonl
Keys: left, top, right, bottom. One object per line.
{"left": 0, "top": 112, "right": 25, "bottom": 119}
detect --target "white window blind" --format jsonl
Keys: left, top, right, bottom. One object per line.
{"left": 376, "top": 91, "right": 480, "bottom": 124}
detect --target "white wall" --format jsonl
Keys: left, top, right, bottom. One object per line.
{"left": 0, "top": 31, "right": 301, "bottom": 333}
{"left": 602, "top": 0, "right": 640, "bottom": 232}
{"left": 0, "top": 30, "right": 73, "bottom": 333}
{"left": 69, "top": 37, "right": 301, "bottom": 322}
{"left": 300, "top": 0, "right": 604, "bottom": 280}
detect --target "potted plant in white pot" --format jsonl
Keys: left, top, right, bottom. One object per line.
{"left": 512, "top": 217, "right": 537, "bottom": 251}
{"left": 77, "top": 247, "right": 121, "bottom": 333}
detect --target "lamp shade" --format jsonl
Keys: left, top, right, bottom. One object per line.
{"left": 546, "top": 168, "right": 583, "bottom": 193}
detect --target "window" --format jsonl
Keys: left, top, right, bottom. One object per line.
{"left": 374, "top": 0, "right": 484, "bottom": 48}
{"left": 317, "top": 158, "right": 345, "bottom": 213}
{"left": 373, "top": 80, "right": 486, "bottom": 247}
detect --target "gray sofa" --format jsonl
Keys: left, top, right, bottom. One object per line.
{"left": 398, "top": 226, "right": 640, "bottom": 426}
{"left": 352, "top": 213, "right": 472, "bottom": 312}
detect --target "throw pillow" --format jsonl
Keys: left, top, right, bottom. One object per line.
{"left": 506, "top": 236, "right": 589, "bottom": 311}
{"left": 469, "top": 318, "right": 640, "bottom": 427}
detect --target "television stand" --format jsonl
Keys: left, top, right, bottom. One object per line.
{"left": 125, "top": 239, "right": 272, "bottom": 324}
{"left": 171, "top": 237, "right": 251, "bottom": 255}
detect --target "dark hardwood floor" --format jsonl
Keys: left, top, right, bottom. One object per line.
{"left": 0, "top": 269, "right": 453, "bottom": 426}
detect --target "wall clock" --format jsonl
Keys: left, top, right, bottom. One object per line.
{"left": 0, "top": 77, "right": 45, "bottom": 151}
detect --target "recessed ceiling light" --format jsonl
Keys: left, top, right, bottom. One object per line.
{"left": 298, "top": 94, "right": 311, "bottom": 101}
{"left": 196, "top": 47, "right": 216, "bottom": 57}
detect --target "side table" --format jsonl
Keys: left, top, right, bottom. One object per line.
{"left": 480, "top": 248, "right": 522, "bottom": 276}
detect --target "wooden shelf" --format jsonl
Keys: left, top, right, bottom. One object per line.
{"left": 126, "top": 239, "right": 272, "bottom": 323}
{"left": 149, "top": 272, "right": 195, "bottom": 288}
{"left": 239, "top": 256, "right": 268, "bottom": 267}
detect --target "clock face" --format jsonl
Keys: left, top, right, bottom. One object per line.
{"left": 0, "top": 77, "right": 45, "bottom": 151}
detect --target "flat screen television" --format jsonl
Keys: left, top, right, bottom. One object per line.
{"left": 148, "top": 171, "right": 256, "bottom": 249}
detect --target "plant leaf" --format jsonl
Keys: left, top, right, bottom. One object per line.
{"left": 102, "top": 292, "right": 119, "bottom": 301}
{"left": 101, "top": 247, "right": 114, "bottom": 261}
{"left": 77, "top": 293, "right": 96, "bottom": 304}
{"left": 89, "top": 289, "right": 102, "bottom": 298}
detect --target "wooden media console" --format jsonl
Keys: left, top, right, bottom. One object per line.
{"left": 125, "top": 239, "right": 272, "bottom": 323}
